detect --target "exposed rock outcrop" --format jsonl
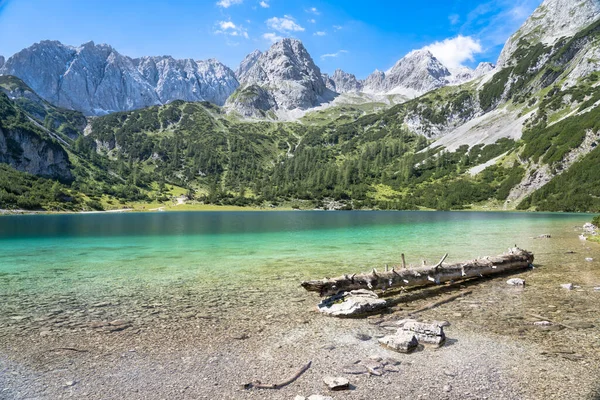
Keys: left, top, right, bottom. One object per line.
{"left": 497, "top": 0, "right": 600, "bottom": 68}
{"left": 0, "top": 124, "right": 72, "bottom": 181}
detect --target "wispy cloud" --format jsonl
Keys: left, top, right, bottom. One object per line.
{"left": 216, "top": 0, "right": 243, "bottom": 8}
{"left": 460, "top": 0, "right": 539, "bottom": 50}
{"left": 214, "top": 20, "right": 249, "bottom": 40}
{"left": 308, "top": 18, "right": 316, "bottom": 24}
{"left": 305, "top": 7, "right": 320, "bottom": 15}
{"left": 266, "top": 15, "right": 305, "bottom": 33}
{"left": 423, "top": 35, "right": 482, "bottom": 69}
{"left": 448, "top": 14, "right": 460, "bottom": 25}
{"left": 259, "top": 1, "right": 269, "bottom": 8}
{"left": 263, "top": 32, "right": 283, "bottom": 43}
{"left": 333, "top": 25, "right": 342, "bottom": 31}
{"left": 314, "top": 31, "right": 326, "bottom": 36}
{"left": 321, "top": 50, "right": 348, "bottom": 59}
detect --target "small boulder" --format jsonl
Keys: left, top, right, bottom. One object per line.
{"left": 561, "top": 283, "right": 574, "bottom": 290}
{"left": 317, "top": 290, "right": 387, "bottom": 317}
{"left": 378, "top": 331, "right": 418, "bottom": 353}
{"left": 585, "top": 258, "right": 594, "bottom": 262}
{"left": 535, "top": 234, "right": 551, "bottom": 239}
{"left": 308, "top": 396, "right": 334, "bottom": 400}
{"left": 401, "top": 320, "right": 446, "bottom": 346}
{"left": 507, "top": 278, "right": 525, "bottom": 286}
{"left": 323, "top": 376, "right": 350, "bottom": 391}
{"left": 534, "top": 321, "right": 552, "bottom": 326}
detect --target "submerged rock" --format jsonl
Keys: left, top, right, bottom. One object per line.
{"left": 317, "top": 290, "right": 387, "bottom": 317}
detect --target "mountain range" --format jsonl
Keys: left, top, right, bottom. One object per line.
{"left": 0, "top": 35, "right": 496, "bottom": 118}
{"left": 0, "top": 0, "right": 599, "bottom": 213}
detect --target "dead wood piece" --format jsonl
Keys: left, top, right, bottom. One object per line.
{"left": 409, "top": 291, "right": 473, "bottom": 315}
{"left": 301, "top": 248, "right": 534, "bottom": 297}
{"left": 243, "top": 361, "right": 312, "bottom": 390}
{"left": 527, "top": 313, "right": 575, "bottom": 329}
{"left": 46, "top": 347, "right": 89, "bottom": 353}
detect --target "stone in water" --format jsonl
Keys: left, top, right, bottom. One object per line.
{"left": 317, "top": 290, "right": 387, "bottom": 317}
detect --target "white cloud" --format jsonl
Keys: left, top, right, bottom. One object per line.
{"left": 448, "top": 14, "right": 460, "bottom": 25}
{"left": 215, "top": 20, "right": 249, "bottom": 39}
{"left": 333, "top": 25, "right": 342, "bottom": 31}
{"left": 263, "top": 32, "right": 283, "bottom": 43}
{"left": 266, "top": 15, "right": 305, "bottom": 33}
{"left": 219, "top": 21, "right": 237, "bottom": 30}
{"left": 314, "top": 31, "right": 326, "bottom": 36}
{"left": 216, "top": 0, "right": 243, "bottom": 8}
{"left": 321, "top": 50, "right": 348, "bottom": 59}
{"left": 306, "top": 7, "right": 320, "bottom": 15}
{"left": 308, "top": 19, "right": 316, "bottom": 24}
{"left": 259, "top": 1, "right": 269, "bottom": 8}
{"left": 423, "top": 35, "right": 482, "bottom": 69}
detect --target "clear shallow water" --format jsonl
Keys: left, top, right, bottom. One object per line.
{"left": 0, "top": 211, "right": 595, "bottom": 287}
{"left": 1, "top": 211, "right": 599, "bottom": 334}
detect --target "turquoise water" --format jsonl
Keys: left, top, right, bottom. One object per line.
{"left": 0, "top": 211, "right": 594, "bottom": 285}
{"left": 1, "top": 211, "right": 598, "bottom": 330}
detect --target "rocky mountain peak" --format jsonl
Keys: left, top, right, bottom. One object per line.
{"left": 323, "top": 69, "right": 363, "bottom": 94}
{"left": 497, "top": 0, "right": 600, "bottom": 68}
{"left": 227, "top": 38, "right": 329, "bottom": 117}
{"left": 0, "top": 55, "right": 4, "bottom": 69}
{"left": 363, "top": 49, "right": 450, "bottom": 97}
{"left": 235, "top": 49, "right": 262, "bottom": 80}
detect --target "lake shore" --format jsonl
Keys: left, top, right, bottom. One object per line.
{"left": 1, "top": 211, "right": 599, "bottom": 399}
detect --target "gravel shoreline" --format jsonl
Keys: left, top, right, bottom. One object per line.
{"left": 2, "top": 280, "right": 600, "bottom": 400}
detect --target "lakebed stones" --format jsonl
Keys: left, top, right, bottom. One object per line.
{"left": 317, "top": 290, "right": 387, "bottom": 317}
{"left": 507, "top": 278, "right": 526, "bottom": 286}
{"left": 342, "top": 357, "right": 401, "bottom": 376}
{"left": 323, "top": 376, "right": 350, "bottom": 391}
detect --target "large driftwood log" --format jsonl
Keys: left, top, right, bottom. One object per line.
{"left": 301, "top": 247, "right": 534, "bottom": 297}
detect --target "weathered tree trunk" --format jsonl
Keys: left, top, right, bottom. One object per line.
{"left": 301, "top": 247, "right": 534, "bottom": 297}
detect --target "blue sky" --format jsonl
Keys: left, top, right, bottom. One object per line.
{"left": 0, "top": 0, "right": 541, "bottom": 78}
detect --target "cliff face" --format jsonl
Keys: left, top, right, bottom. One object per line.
{"left": 0, "top": 125, "right": 72, "bottom": 181}
{"left": 0, "top": 92, "right": 73, "bottom": 181}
